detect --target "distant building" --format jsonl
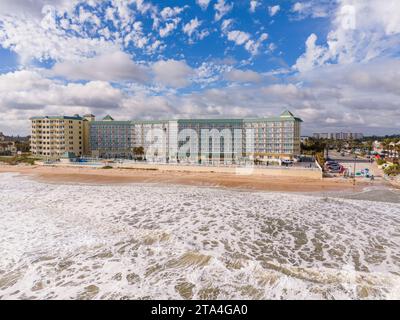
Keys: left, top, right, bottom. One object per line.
{"left": 313, "top": 132, "right": 364, "bottom": 140}
{"left": 0, "top": 132, "right": 17, "bottom": 155}
{"left": 313, "top": 133, "right": 329, "bottom": 139}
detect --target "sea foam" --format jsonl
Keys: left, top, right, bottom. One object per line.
{"left": 0, "top": 172, "right": 399, "bottom": 299}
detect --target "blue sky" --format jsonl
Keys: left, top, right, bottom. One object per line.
{"left": 0, "top": 0, "right": 399, "bottom": 135}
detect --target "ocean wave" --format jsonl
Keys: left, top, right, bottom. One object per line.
{"left": 0, "top": 172, "right": 399, "bottom": 299}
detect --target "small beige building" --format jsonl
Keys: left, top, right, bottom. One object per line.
{"left": 0, "top": 132, "right": 17, "bottom": 155}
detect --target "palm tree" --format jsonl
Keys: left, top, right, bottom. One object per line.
{"left": 382, "top": 139, "right": 391, "bottom": 156}
{"left": 133, "top": 146, "right": 145, "bottom": 160}
{"left": 395, "top": 143, "right": 400, "bottom": 159}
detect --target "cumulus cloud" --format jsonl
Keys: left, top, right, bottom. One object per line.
{"left": 294, "top": 33, "right": 330, "bottom": 72}
{"left": 224, "top": 29, "right": 268, "bottom": 56}
{"left": 268, "top": 5, "right": 280, "bottom": 17}
{"left": 224, "top": 69, "right": 262, "bottom": 83}
{"left": 0, "top": 0, "right": 165, "bottom": 63}
{"left": 0, "top": 13, "right": 117, "bottom": 63}
{"left": 0, "top": 0, "right": 74, "bottom": 17}
{"left": 0, "top": 0, "right": 399, "bottom": 136}
{"left": 49, "top": 51, "right": 150, "bottom": 83}
{"left": 196, "top": 0, "right": 211, "bottom": 11}
{"left": 250, "top": 1, "right": 259, "bottom": 13}
{"left": 2, "top": 62, "right": 400, "bottom": 136}
{"left": 152, "top": 60, "right": 194, "bottom": 88}
{"left": 159, "top": 18, "right": 181, "bottom": 38}
{"left": 227, "top": 30, "right": 251, "bottom": 46}
{"left": 183, "top": 18, "right": 202, "bottom": 38}
{"left": 160, "top": 6, "right": 185, "bottom": 20}
{"left": 294, "top": 0, "right": 400, "bottom": 72}
{"left": 214, "top": 0, "right": 233, "bottom": 21}
{"left": 221, "top": 19, "right": 234, "bottom": 33}
{"left": 291, "top": 0, "right": 334, "bottom": 19}
{"left": 244, "top": 33, "right": 269, "bottom": 55}
{"left": 0, "top": 70, "right": 123, "bottom": 113}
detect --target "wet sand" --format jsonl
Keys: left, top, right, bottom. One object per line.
{"left": 0, "top": 164, "right": 373, "bottom": 193}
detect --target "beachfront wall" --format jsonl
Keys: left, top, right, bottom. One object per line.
{"left": 87, "top": 110, "right": 302, "bottom": 162}
{"left": 109, "top": 163, "right": 323, "bottom": 179}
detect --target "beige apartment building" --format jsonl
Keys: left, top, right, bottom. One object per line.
{"left": 30, "top": 114, "right": 92, "bottom": 158}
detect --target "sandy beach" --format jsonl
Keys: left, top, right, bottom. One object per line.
{"left": 0, "top": 163, "right": 374, "bottom": 193}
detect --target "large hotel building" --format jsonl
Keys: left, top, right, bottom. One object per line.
{"left": 30, "top": 111, "right": 302, "bottom": 162}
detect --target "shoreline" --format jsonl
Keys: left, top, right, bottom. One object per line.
{"left": 0, "top": 164, "right": 376, "bottom": 193}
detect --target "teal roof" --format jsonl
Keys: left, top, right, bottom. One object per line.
{"left": 30, "top": 115, "right": 83, "bottom": 120}
{"left": 280, "top": 110, "right": 295, "bottom": 117}
{"left": 178, "top": 119, "right": 243, "bottom": 124}
{"left": 31, "top": 110, "right": 303, "bottom": 124}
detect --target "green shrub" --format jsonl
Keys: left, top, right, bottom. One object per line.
{"left": 376, "top": 159, "right": 386, "bottom": 166}
{"left": 0, "top": 155, "right": 39, "bottom": 165}
{"left": 102, "top": 165, "right": 113, "bottom": 169}
{"left": 384, "top": 164, "right": 400, "bottom": 176}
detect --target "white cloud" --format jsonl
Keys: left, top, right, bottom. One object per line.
{"left": 294, "top": 33, "right": 330, "bottom": 72}
{"left": 183, "top": 18, "right": 202, "bottom": 38}
{"left": 196, "top": 0, "right": 211, "bottom": 11}
{"left": 152, "top": 60, "right": 194, "bottom": 88}
{"left": 244, "top": 32, "right": 269, "bottom": 55}
{"left": 0, "top": 0, "right": 166, "bottom": 63}
{"left": 291, "top": 1, "right": 335, "bottom": 19}
{"left": 147, "top": 40, "right": 164, "bottom": 53}
{"left": 250, "top": 1, "right": 259, "bottom": 13}
{"left": 268, "top": 5, "right": 280, "bottom": 17}
{"left": 2, "top": 61, "right": 400, "bottom": 135}
{"left": 214, "top": 0, "right": 233, "bottom": 21}
{"left": 123, "top": 22, "right": 149, "bottom": 49}
{"left": 221, "top": 19, "right": 233, "bottom": 33}
{"left": 50, "top": 51, "right": 150, "bottom": 83}
{"left": 0, "top": 70, "right": 123, "bottom": 113}
{"left": 223, "top": 23, "right": 268, "bottom": 55}
{"left": 0, "top": 0, "right": 75, "bottom": 17}
{"left": 160, "top": 6, "right": 185, "bottom": 20}
{"left": 159, "top": 18, "right": 181, "bottom": 38}
{"left": 198, "top": 29, "right": 210, "bottom": 40}
{"left": 227, "top": 30, "right": 251, "bottom": 46}
{"left": 0, "top": 70, "right": 51, "bottom": 93}
{"left": 294, "top": 0, "right": 400, "bottom": 72}
{"left": 1, "top": 0, "right": 400, "bottom": 136}
{"left": 224, "top": 69, "right": 262, "bottom": 83}
{"left": 0, "top": 13, "right": 117, "bottom": 63}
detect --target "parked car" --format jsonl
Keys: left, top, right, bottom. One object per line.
{"left": 326, "top": 160, "right": 339, "bottom": 165}
{"left": 281, "top": 159, "right": 294, "bottom": 166}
